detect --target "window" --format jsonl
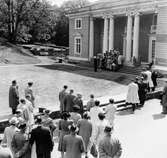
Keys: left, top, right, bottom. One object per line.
{"left": 75, "top": 18, "right": 82, "bottom": 29}
{"left": 74, "top": 37, "right": 82, "bottom": 54}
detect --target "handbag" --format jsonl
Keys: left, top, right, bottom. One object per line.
{"left": 90, "top": 143, "right": 98, "bottom": 157}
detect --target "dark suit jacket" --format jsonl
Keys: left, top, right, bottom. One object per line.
{"left": 64, "top": 94, "right": 75, "bottom": 112}
{"left": 9, "top": 86, "right": 19, "bottom": 108}
{"left": 29, "top": 125, "right": 54, "bottom": 155}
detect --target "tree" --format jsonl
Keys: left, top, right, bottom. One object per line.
{"left": 51, "top": 0, "right": 90, "bottom": 46}
{"left": 0, "top": 0, "right": 54, "bottom": 43}
{"left": 61, "top": 0, "right": 90, "bottom": 13}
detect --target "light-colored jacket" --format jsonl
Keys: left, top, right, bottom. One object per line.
{"left": 105, "top": 104, "right": 116, "bottom": 126}
{"left": 126, "top": 82, "right": 139, "bottom": 104}
{"left": 91, "top": 119, "right": 109, "bottom": 146}
{"left": 90, "top": 106, "right": 104, "bottom": 124}
{"left": 99, "top": 135, "right": 122, "bottom": 158}
{"left": 144, "top": 70, "right": 154, "bottom": 88}
{"left": 1, "top": 126, "right": 19, "bottom": 151}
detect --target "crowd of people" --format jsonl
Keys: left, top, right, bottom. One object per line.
{"left": 58, "top": 87, "right": 122, "bottom": 158}
{"left": 93, "top": 49, "right": 124, "bottom": 72}
{"left": 0, "top": 80, "right": 56, "bottom": 158}
{"left": 0, "top": 81, "right": 122, "bottom": 158}
{"left": 0, "top": 65, "right": 165, "bottom": 158}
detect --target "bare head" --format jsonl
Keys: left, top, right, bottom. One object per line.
{"left": 12, "top": 80, "right": 17, "bottom": 86}
{"left": 28, "top": 82, "right": 33, "bottom": 87}
{"left": 90, "top": 94, "right": 94, "bottom": 99}
{"left": 70, "top": 89, "right": 74, "bottom": 94}
{"left": 95, "top": 100, "right": 100, "bottom": 106}
{"left": 109, "top": 99, "right": 114, "bottom": 104}
{"left": 64, "top": 85, "right": 68, "bottom": 90}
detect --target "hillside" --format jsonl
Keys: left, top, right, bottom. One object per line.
{"left": 0, "top": 39, "right": 40, "bottom": 64}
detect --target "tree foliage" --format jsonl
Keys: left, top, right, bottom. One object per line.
{"left": 0, "top": 0, "right": 90, "bottom": 46}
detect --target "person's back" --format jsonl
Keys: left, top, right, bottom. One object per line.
{"left": 64, "top": 93, "right": 75, "bottom": 112}
{"left": 30, "top": 125, "right": 53, "bottom": 155}
{"left": 63, "top": 134, "right": 84, "bottom": 158}
{"left": 78, "top": 118, "right": 92, "bottom": 149}
{"left": 145, "top": 70, "right": 153, "bottom": 88}
{"left": 90, "top": 106, "right": 103, "bottom": 123}
{"left": 70, "top": 112, "right": 81, "bottom": 125}
{"left": 2, "top": 126, "right": 19, "bottom": 149}
{"left": 11, "top": 131, "right": 27, "bottom": 153}
{"left": 0, "top": 146, "right": 12, "bottom": 158}
{"left": 99, "top": 126, "right": 122, "bottom": 158}
{"left": 99, "top": 135, "right": 122, "bottom": 158}
{"left": 87, "top": 95, "right": 95, "bottom": 111}
{"left": 105, "top": 102, "right": 116, "bottom": 126}
{"left": 126, "top": 82, "right": 139, "bottom": 103}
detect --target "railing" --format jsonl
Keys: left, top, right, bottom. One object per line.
{"left": 150, "top": 25, "right": 157, "bottom": 34}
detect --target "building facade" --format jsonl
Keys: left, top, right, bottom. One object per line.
{"left": 68, "top": 0, "right": 167, "bottom": 66}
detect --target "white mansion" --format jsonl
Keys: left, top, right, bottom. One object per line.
{"left": 68, "top": 0, "right": 167, "bottom": 66}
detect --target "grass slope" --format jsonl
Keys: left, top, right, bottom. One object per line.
{"left": 0, "top": 38, "right": 40, "bottom": 64}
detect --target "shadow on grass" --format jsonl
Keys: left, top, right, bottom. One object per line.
{"left": 35, "top": 64, "right": 135, "bottom": 85}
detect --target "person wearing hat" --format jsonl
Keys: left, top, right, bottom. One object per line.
{"left": 70, "top": 105, "right": 81, "bottom": 125}
{"left": 1, "top": 117, "right": 19, "bottom": 153}
{"left": 29, "top": 116, "right": 54, "bottom": 158}
{"left": 58, "top": 112, "right": 73, "bottom": 158}
{"left": 11, "top": 122, "right": 30, "bottom": 158}
{"left": 9, "top": 80, "right": 19, "bottom": 114}
{"left": 25, "top": 81, "right": 35, "bottom": 107}
{"left": 99, "top": 126, "right": 122, "bottom": 158}
{"left": 59, "top": 85, "right": 68, "bottom": 112}
{"left": 62, "top": 124, "right": 85, "bottom": 158}
{"left": 77, "top": 112, "right": 92, "bottom": 158}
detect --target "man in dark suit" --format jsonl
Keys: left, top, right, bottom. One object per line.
{"left": 63, "top": 89, "right": 75, "bottom": 112}
{"left": 94, "top": 56, "right": 98, "bottom": 72}
{"left": 29, "top": 117, "right": 54, "bottom": 158}
{"left": 59, "top": 85, "right": 68, "bottom": 112}
{"left": 9, "top": 80, "right": 19, "bottom": 114}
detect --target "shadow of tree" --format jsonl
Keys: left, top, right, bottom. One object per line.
{"left": 35, "top": 64, "right": 135, "bottom": 85}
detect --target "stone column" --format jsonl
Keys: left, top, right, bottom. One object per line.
{"left": 103, "top": 17, "right": 109, "bottom": 53}
{"left": 126, "top": 13, "right": 133, "bottom": 61}
{"left": 109, "top": 15, "right": 114, "bottom": 51}
{"left": 133, "top": 12, "right": 140, "bottom": 60}
{"left": 89, "top": 17, "right": 94, "bottom": 60}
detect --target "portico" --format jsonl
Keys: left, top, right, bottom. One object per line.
{"left": 89, "top": 10, "right": 157, "bottom": 63}
{"left": 69, "top": 0, "right": 167, "bottom": 66}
